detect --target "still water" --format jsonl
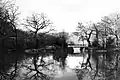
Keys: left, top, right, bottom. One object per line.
{"left": 11, "top": 48, "right": 88, "bottom": 80}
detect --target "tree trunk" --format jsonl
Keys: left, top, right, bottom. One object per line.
{"left": 115, "top": 34, "right": 119, "bottom": 46}
{"left": 35, "top": 31, "right": 38, "bottom": 49}
{"left": 87, "top": 38, "right": 91, "bottom": 47}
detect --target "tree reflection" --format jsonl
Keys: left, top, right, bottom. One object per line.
{"left": 19, "top": 50, "right": 56, "bottom": 80}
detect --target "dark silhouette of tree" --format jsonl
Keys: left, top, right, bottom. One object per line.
{"left": 53, "top": 31, "right": 69, "bottom": 69}
{"left": 22, "top": 13, "right": 55, "bottom": 80}
{"left": 74, "top": 22, "right": 94, "bottom": 71}
{"left": 90, "top": 14, "right": 120, "bottom": 79}
{"left": 0, "top": 1, "right": 28, "bottom": 80}
{"left": 23, "top": 13, "right": 54, "bottom": 49}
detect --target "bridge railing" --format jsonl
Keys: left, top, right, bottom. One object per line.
{"left": 68, "top": 44, "right": 88, "bottom": 48}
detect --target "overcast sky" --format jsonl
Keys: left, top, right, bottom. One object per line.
{"left": 16, "top": 0, "right": 120, "bottom": 32}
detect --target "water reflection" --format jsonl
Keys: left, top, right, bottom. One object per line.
{"left": 19, "top": 54, "right": 85, "bottom": 77}
{"left": 66, "top": 55, "right": 83, "bottom": 69}
{"left": 11, "top": 53, "right": 86, "bottom": 80}
{"left": 1, "top": 47, "right": 88, "bottom": 80}
{"left": 17, "top": 48, "right": 120, "bottom": 80}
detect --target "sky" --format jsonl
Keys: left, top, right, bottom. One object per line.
{"left": 15, "top": 0, "right": 120, "bottom": 32}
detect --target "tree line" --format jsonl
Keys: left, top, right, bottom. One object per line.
{"left": 73, "top": 13, "right": 120, "bottom": 80}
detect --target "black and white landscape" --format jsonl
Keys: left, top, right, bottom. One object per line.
{"left": 0, "top": 0, "right": 120, "bottom": 80}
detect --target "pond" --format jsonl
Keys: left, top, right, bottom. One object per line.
{"left": 16, "top": 53, "right": 86, "bottom": 80}
{"left": 17, "top": 48, "right": 120, "bottom": 80}
{"left": 1, "top": 47, "right": 90, "bottom": 80}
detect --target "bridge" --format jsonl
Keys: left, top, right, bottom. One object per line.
{"left": 68, "top": 44, "right": 88, "bottom": 48}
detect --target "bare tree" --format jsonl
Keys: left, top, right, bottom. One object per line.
{"left": 74, "top": 22, "right": 94, "bottom": 70}
{"left": 22, "top": 13, "right": 55, "bottom": 80}
{"left": 23, "top": 13, "right": 54, "bottom": 49}
{"left": 90, "top": 14, "right": 120, "bottom": 79}
{"left": 101, "top": 14, "right": 120, "bottom": 46}
{"left": 75, "top": 22, "right": 94, "bottom": 47}
{"left": 0, "top": 0, "right": 21, "bottom": 80}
